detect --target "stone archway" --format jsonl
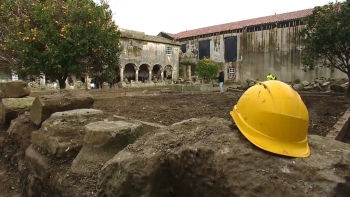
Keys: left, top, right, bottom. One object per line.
{"left": 164, "top": 65, "right": 173, "bottom": 80}
{"left": 139, "top": 64, "right": 150, "bottom": 83}
{"left": 124, "top": 63, "right": 136, "bottom": 82}
{"left": 152, "top": 65, "right": 161, "bottom": 80}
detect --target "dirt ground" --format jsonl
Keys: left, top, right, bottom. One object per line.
{"left": 93, "top": 90, "right": 350, "bottom": 137}
{"left": 0, "top": 132, "right": 22, "bottom": 197}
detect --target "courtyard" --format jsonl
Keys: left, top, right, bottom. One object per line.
{"left": 91, "top": 89, "right": 350, "bottom": 138}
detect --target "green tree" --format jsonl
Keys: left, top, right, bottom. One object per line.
{"left": 0, "top": 0, "right": 35, "bottom": 69}
{"left": 196, "top": 57, "right": 219, "bottom": 83}
{"left": 1, "top": 0, "right": 121, "bottom": 88}
{"left": 300, "top": 1, "right": 350, "bottom": 95}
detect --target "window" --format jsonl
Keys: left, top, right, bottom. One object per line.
{"left": 166, "top": 46, "right": 173, "bottom": 55}
{"left": 228, "top": 68, "right": 236, "bottom": 79}
{"left": 198, "top": 40, "right": 211, "bottom": 60}
{"left": 180, "top": 44, "right": 186, "bottom": 53}
{"left": 224, "top": 36, "right": 238, "bottom": 62}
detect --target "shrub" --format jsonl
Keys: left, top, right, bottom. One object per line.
{"left": 195, "top": 57, "right": 219, "bottom": 83}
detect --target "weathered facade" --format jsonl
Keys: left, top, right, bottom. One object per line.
{"left": 119, "top": 29, "right": 181, "bottom": 86}
{"left": 160, "top": 9, "right": 346, "bottom": 82}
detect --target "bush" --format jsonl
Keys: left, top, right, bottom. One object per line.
{"left": 224, "top": 80, "right": 233, "bottom": 85}
{"left": 195, "top": 57, "right": 219, "bottom": 83}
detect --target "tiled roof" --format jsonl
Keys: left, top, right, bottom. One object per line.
{"left": 173, "top": 8, "right": 313, "bottom": 40}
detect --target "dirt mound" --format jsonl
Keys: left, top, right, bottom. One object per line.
{"left": 100, "top": 118, "right": 350, "bottom": 197}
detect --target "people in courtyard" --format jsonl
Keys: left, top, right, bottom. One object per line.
{"left": 217, "top": 69, "right": 225, "bottom": 93}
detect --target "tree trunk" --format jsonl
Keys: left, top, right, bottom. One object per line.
{"left": 58, "top": 72, "right": 69, "bottom": 89}
{"left": 347, "top": 78, "right": 350, "bottom": 98}
{"left": 0, "top": 97, "right": 35, "bottom": 124}
{"left": 85, "top": 75, "right": 89, "bottom": 91}
{"left": 58, "top": 78, "right": 66, "bottom": 89}
{"left": 30, "top": 89, "right": 94, "bottom": 125}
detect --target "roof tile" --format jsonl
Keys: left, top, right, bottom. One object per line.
{"left": 173, "top": 8, "right": 313, "bottom": 40}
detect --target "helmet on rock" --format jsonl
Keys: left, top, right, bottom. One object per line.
{"left": 230, "top": 80, "right": 310, "bottom": 158}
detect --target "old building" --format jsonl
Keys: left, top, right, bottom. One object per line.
{"left": 159, "top": 8, "right": 346, "bottom": 82}
{"left": 119, "top": 29, "right": 181, "bottom": 87}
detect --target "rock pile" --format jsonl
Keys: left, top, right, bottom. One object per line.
{"left": 226, "top": 78, "right": 259, "bottom": 91}
{"left": 292, "top": 78, "right": 348, "bottom": 93}
{"left": 29, "top": 81, "right": 87, "bottom": 91}
{"left": 228, "top": 78, "right": 349, "bottom": 93}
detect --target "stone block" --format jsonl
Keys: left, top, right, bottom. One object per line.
{"left": 0, "top": 80, "right": 31, "bottom": 98}
{"left": 31, "top": 109, "right": 106, "bottom": 157}
{"left": 30, "top": 89, "right": 94, "bottom": 125}
{"left": 70, "top": 121, "right": 143, "bottom": 176}
{"left": 0, "top": 97, "right": 35, "bottom": 124}
{"left": 25, "top": 145, "right": 51, "bottom": 181}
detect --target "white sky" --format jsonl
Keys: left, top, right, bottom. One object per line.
{"left": 108, "top": 0, "right": 336, "bottom": 36}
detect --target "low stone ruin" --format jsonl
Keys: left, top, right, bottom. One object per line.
{"left": 0, "top": 81, "right": 34, "bottom": 124}
{"left": 30, "top": 89, "right": 94, "bottom": 125}
{"left": 0, "top": 80, "right": 96, "bottom": 126}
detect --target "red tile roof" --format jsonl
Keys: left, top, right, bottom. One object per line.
{"left": 172, "top": 8, "right": 313, "bottom": 40}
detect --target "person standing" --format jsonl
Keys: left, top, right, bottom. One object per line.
{"left": 218, "top": 69, "right": 225, "bottom": 93}
{"left": 266, "top": 73, "right": 277, "bottom": 80}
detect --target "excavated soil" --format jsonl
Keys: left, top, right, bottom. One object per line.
{"left": 0, "top": 89, "right": 349, "bottom": 196}
{"left": 0, "top": 131, "right": 23, "bottom": 197}
{"left": 93, "top": 91, "right": 350, "bottom": 137}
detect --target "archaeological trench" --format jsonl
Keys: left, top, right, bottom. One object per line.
{"left": 0, "top": 80, "right": 350, "bottom": 197}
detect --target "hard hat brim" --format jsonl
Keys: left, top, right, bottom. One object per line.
{"left": 230, "top": 105, "right": 310, "bottom": 158}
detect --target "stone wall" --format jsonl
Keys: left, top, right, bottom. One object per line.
{"left": 180, "top": 25, "right": 346, "bottom": 82}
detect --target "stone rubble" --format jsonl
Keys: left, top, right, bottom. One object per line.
{"left": 227, "top": 77, "right": 349, "bottom": 93}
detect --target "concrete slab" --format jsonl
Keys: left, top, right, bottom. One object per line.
{"left": 326, "top": 109, "right": 350, "bottom": 141}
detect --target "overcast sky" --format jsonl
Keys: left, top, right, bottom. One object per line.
{"left": 108, "top": 0, "right": 337, "bottom": 36}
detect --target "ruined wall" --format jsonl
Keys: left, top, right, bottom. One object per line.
{"left": 180, "top": 25, "right": 346, "bottom": 82}
{"left": 119, "top": 30, "right": 181, "bottom": 79}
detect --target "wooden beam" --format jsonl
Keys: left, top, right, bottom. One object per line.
{"left": 326, "top": 109, "right": 350, "bottom": 141}
{"left": 335, "top": 118, "right": 350, "bottom": 141}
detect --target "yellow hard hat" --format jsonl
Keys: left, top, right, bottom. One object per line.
{"left": 230, "top": 80, "right": 310, "bottom": 158}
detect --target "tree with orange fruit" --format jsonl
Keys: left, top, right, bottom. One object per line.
{"left": 1, "top": 0, "right": 121, "bottom": 89}
{"left": 300, "top": 0, "right": 350, "bottom": 96}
